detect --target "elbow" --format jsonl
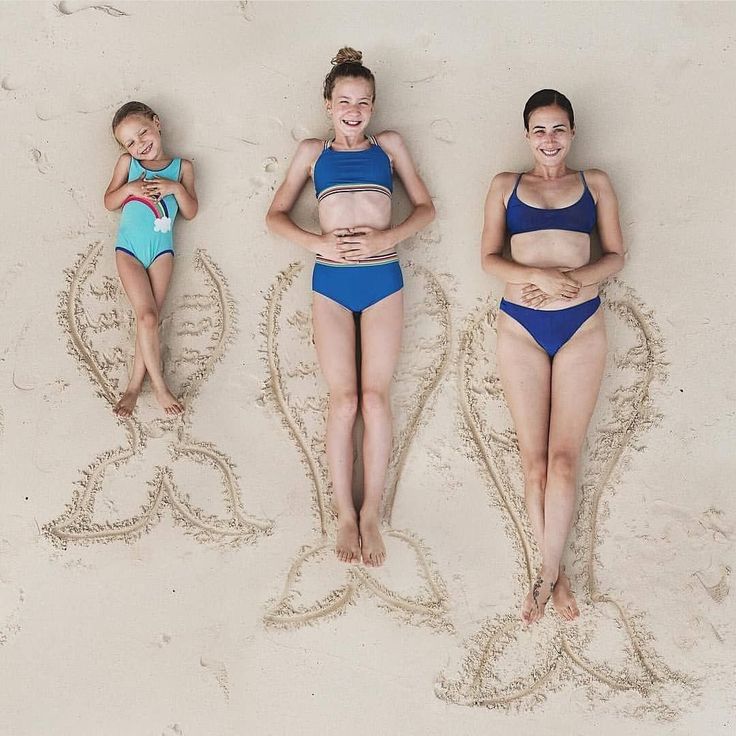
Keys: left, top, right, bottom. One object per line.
{"left": 265, "top": 210, "right": 279, "bottom": 234}
{"left": 425, "top": 200, "right": 436, "bottom": 224}
{"left": 481, "top": 252, "right": 496, "bottom": 275}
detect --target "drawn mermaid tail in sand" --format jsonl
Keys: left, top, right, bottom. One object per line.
{"left": 262, "top": 263, "right": 451, "bottom": 629}
{"left": 435, "top": 280, "right": 692, "bottom": 712}
{"left": 44, "top": 242, "right": 272, "bottom": 546}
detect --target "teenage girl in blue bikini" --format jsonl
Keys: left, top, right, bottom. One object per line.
{"left": 104, "top": 102, "right": 198, "bottom": 416}
{"left": 481, "top": 90, "right": 625, "bottom": 624}
{"left": 266, "top": 48, "right": 435, "bottom": 566}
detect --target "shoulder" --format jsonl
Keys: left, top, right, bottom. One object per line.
{"left": 296, "top": 138, "right": 325, "bottom": 157}
{"left": 488, "top": 171, "right": 519, "bottom": 201}
{"left": 179, "top": 158, "right": 194, "bottom": 172}
{"left": 582, "top": 168, "right": 616, "bottom": 200}
{"left": 293, "top": 138, "right": 324, "bottom": 167}
{"left": 115, "top": 152, "right": 133, "bottom": 170}
{"left": 373, "top": 130, "right": 404, "bottom": 153}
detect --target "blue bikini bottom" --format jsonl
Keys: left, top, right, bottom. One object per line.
{"left": 312, "top": 258, "right": 403, "bottom": 314}
{"left": 499, "top": 296, "right": 601, "bottom": 357}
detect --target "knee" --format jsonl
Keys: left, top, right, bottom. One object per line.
{"left": 329, "top": 390, "right": 359, "bottom": 422}
{"left": 523, "top": 457, "right": 547, "bottom": 497}
{"left": 360, "top": 386, "right": 389, "bottom": 418}
{"left": 548, "top": 449, "right": 578, "bottom": 484}
{"left": 137, "top": 308, "right": 159, "bottom": 331}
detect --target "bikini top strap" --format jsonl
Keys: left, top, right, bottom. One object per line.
{"left": 174, "top": 157, "right": 183, "bottom": 181}
{"left": 324, "top": 139, "right": 333, "bottom": 150}
{"left": 512, "top": 172, "right": 523, "bottom": 195}
{"left": 579, "top": 170, "right": 589, "bottom": 189}
{"left": 367, "top": 134, "right": 378, "bottom": 146}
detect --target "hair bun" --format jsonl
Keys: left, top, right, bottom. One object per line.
{"left": 331, "top": 47, "right": 362, "bottom": 66}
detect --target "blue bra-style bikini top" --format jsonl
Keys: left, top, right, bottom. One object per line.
{"left": 506, "top": 171, "right": 596, "bottom": 236}
{"left": 313, "top": 135, "right": 393, "bottom": 202}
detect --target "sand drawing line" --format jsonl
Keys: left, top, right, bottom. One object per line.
{"left": 44, "top": 242, "right": 272, "bottom": 547}
{"left": 436, "top": 279, "right": 693, "bottom": 715}
{"left": 262, "top": 262, "right": 452, "bottom": 630}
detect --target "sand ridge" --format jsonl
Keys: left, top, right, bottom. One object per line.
{"left": 43, "top": 242, "right": 273, "bottom": 546}
{"left": 261, "top": 261, "right": 452, "bottom": 629}
{"left": 435, "top": 279, "right": 694, "bottom": 715}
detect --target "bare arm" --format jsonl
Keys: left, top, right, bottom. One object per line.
{"left": 104, "top": 154, "right": 135, "bottom": 210}
{"left": 481, "top": 172, "right": 540, "bottom": 282}
{"left": 377, "top": 130, "right": 435, "bottom": 246}
{"left": 265, "top": 139, "right": 325, "bottom": 253}
{"left": 568, "top": 169, "right": 625, "bottom": 286}
{"left": 173, "top": 158, "right": 198, "bottom": 219}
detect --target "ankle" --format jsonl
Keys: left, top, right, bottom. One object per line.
{"left": 540, "top": 563, "right": 560, "bottom": 582}
{"left": 335, "top": 506, "right": 358, "bottom": 524}
{"left": 359, "top": 508, "right": 381, "bottom": 524}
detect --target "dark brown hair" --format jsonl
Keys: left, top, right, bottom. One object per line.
{"left": 523, "top": 89, "right": 575, "bottom": 130}
{"left": 323, "top": 47, "right": 375, "bottom": 101}
{"left": 111, "top": 101, "right": 157, "bottom": 133}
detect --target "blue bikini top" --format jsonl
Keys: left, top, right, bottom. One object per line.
{"left": 506, "top": 171, "right": 596, "bottom": 236}
{"left": 313, "top": 136, "right": 393, "bottom": 202}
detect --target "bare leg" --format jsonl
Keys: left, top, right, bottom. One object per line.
{"left": 115, "top": 251, "right": 182, "bottom": 415}
{"left": 312, "top": 294, "right": 360, "bottom": 563}
{"left": 358, "top": 290, "right": 403, "bottom": 567}
{"left": 114, "top": 255, "right": 174, "bottom": 416}
{"left": 545, "top": 309, "right": 606, "bottom": 620}
{"left": 496, "top": 311, "right": 553, "bottom": 623}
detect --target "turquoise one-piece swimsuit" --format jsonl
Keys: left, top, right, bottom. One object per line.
{"left": 115, "top": 156, "right": 181, "bottom": 268}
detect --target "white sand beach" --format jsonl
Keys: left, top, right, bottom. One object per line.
{"left": 0, "top": 2, "right": 734, "bottom": 734}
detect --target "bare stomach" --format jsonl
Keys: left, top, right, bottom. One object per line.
{"left": 318, "top": 191, "right": 393, "bottom": 259}
{"left": 504, "top": 230, "right": 599, "bottom": 310}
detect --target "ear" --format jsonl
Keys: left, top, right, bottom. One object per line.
{"left": 153, "top": 115, "right": 161, "bottom": 130}
{"left": 324, "top": 99, "right": 332, "bottom": 115}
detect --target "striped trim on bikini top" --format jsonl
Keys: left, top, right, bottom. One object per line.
{"left": 313, "top": 135, "right": 393, "bottom": 203}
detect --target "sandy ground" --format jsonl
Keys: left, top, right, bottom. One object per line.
{"left": 1, "top": 2, "right": 734, "bottom": 734}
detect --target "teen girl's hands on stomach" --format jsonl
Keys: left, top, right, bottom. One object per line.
{"left": 337, "top": 226, "right": 394, "bottom": 261}
{"left": 315, "top": 229, "right": 356, "bottom": 263}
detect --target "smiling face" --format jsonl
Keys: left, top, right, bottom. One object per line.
{"left": 114, "top": 113, "right": 163, "bottom": 161}
{"left": 325, "top": 77, "right": 375, "bottom": 138}
{"left": 525, "top": 105, "right": 575, "bottom": 166}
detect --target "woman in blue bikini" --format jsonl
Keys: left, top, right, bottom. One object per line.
{"left": 104, "top": 101, "right": 198, "bottom": 417}
{"left": 266, "top": 48, "right": 435, "bottom": 566}
{"left": 481, "top": 90, "right": 625, "bottom": 624}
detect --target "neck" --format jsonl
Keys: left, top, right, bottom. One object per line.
{"left": 332, "top": 132, "right": 369, "bottom": 149}
{"left": 531, "top": 162, "right": 571, "bottom": 180}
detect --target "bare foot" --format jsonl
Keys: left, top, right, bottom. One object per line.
{"left": 153, "top": 384, "right": 184, "bottom": 415}
{"left": 113, "top": 386, "right": 140, "bottom": 417}
{"left": 359, "top": 515, "right": 386, "bottom": 567}
{"left": 521, "top": 570, "right": 556, "bottom": 625}
{"left": 551, "top": 569, "right": 579, "bottom": 621}
{"left": 335, "top": 515, "right": 361, "bottom": 564}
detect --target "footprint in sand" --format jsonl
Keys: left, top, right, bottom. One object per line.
{"left": 435, "top": 279, "right": 694, "bottom": 715}
{"left": 261, "top": 261, "right": 452, "bottom": 630}
{"left": 55, "top": 1, "right": 128, "bottom": 17}
{"left": 44, "top": 242, "right": 272, "bottom": 547}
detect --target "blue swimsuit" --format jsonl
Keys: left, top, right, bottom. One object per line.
{"left": 115, "top": 157, "right": 181, "bottom": 269}
{"left": 311, "top": 137, "right": 403, "bottom": 313}
{"left": 501, "top": 171, "right": 600, "bottom": 357}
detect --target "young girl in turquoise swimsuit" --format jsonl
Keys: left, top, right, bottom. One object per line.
{"left": 266, "top": 48, "right": 435, "bottom": 566}
{"left": 104, "top": 101, "right": 198, "bottom": 417}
